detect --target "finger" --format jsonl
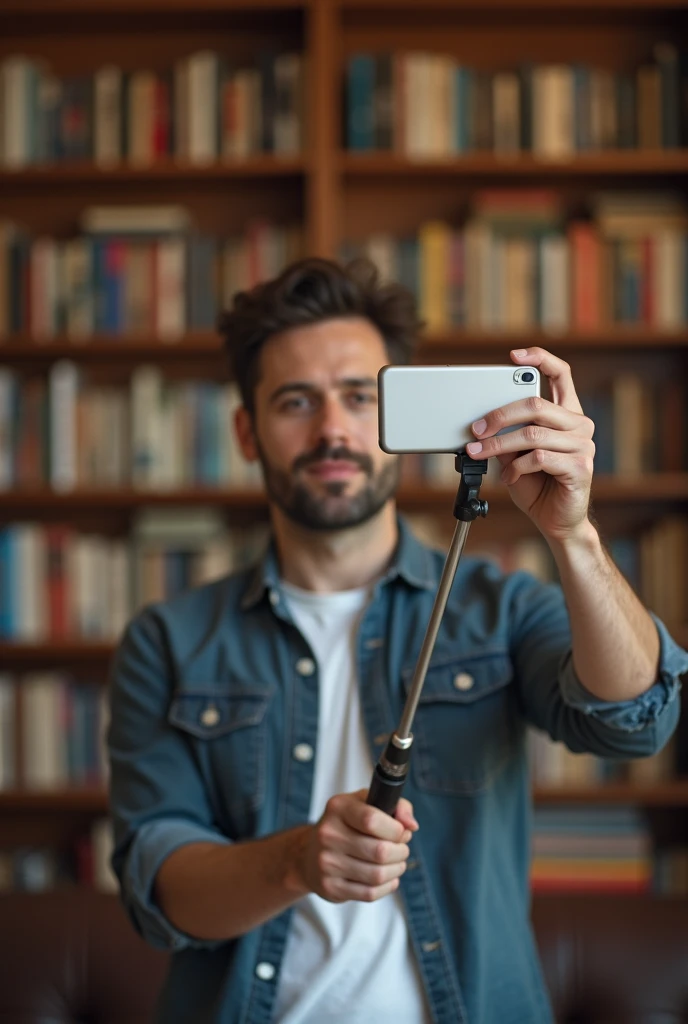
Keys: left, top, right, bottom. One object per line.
{"left": 501, "top": 448, "right": 593, "bottom": 486}
{"left": 337, "top": 793, "right": 407, "bottom": 842}
{"left": 324, "top": 875, "right": 401, "bottom": 904}
{"left": 323, "top": 852, "right": 408, "bottom": 887}
{"left": 467, "top": 425, "right": 593, "bottom": 461}
{"left": 395, "top": 798, "right": 419, "bottom": 833}
{"left": 511, "top": 347, "right": 583, "bottom": 414}
{"left": 325, "top": 831, "right": 411, "bottom": 865}
{"left": 471, "top": 396, "right": 586, "bottom": 441}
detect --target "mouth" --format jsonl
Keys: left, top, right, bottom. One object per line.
{"left": 305, "top": 460, "right": 362, "bottom": 481}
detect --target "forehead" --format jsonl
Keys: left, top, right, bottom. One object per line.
{"left": 257, "top": 317, "right": 389, "bottom": 393}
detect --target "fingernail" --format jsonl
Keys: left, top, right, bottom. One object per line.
{"left": 472, "top": 418, "right": 487, "bottom": 436}
{"left": 512, "top": 348, "right": 528, "bottom": 357}
{"left": 466, "top": 441, "right": 482, "bottom": 455}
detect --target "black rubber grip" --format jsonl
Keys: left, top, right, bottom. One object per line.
{"left": 366, "top": 764, "right": 408, "bottom": 815}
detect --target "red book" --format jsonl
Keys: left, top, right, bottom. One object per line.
{"left": 154, "top": 76, "right": 171, "bottom": 158}
{"left": 45, "top": 524, "right": 70, "bottom": 639}
{"left": 569, "top": 222, "right": 601, "bottom": 330}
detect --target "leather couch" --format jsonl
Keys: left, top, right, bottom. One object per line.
{"left": 0, "top": 888, "right": 686, "bottom": 1023}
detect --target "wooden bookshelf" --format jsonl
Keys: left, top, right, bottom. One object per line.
{"left": 339, "top": 151, "right": 688, "bottom": 177}
{"left": 1, "top": 476, "right": 688, "bottom": 518}
{"left": 2, "top": 329, "right": 688, "bottom": 366}
{"left": 0, "top": 0, "right": 686, "bottom": 889}
{"left": 3, "top": 781, "right": 688, "bottom": 817}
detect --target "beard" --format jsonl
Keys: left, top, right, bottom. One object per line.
{"left": 255, "top": 438, "right": 400, "bottom": 532}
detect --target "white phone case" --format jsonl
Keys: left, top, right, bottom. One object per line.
{"left": 378, "top": 364, "right": 541, "bottom": 454}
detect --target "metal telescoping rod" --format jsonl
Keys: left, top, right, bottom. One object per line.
{"left": 366, "top": 454, "right": 488, "bottom": 815}
{"left": 365, "top": 521, "right": 472, "bottom": 815}
{"left": 397, "top": 518, "right": 470, "bottom": 740}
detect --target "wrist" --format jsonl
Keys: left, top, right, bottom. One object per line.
{"left": 281, "top": 824, "right": 313, "bottom": 898}
{"left": 547, "top": 519, "right": 603, "bottom": 569}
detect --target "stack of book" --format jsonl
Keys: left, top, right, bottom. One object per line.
{"left": 0, "top": 674, "right": 108, "bottom": 791}
{"left": 0, "top": 818, "right": 117, "bottom": 892}
{"left": 531, "top": 806, "right": 654, "bottom": 893}
{"left": 346, "top": 46, "right": 688, "bottom": 155}
{"left": 0, "top": 511, "right": 269, "bottom": 642}
{"left": 0, "top": 206, "right": 302, "bottom": 339}
{"left": 0, "top": 51, "right": 304, "bottom": 167}
{"left": 342, "top": 191, "right": 688, "bottom": 332}
{"left": 0, "top": 367, "right": 262, "bottom": 492}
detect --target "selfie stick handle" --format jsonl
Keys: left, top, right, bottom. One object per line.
{"left": 367, "top": 454, "right": 489, "bottom": 815}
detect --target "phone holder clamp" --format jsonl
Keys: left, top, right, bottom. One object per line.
{"left": 453, "top": 451, "right": 489, "bottom": 522}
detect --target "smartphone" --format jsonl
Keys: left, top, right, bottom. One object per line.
{"left": 378, "top": 364, "right": 541, "bottom": 454}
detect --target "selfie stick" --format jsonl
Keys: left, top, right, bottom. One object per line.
{"left": 366, "top": 452, "right": 489, "bottom": 815}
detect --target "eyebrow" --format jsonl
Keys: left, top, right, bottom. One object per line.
{"left": 269, "top": 378, "right": 378, "bottom": 403}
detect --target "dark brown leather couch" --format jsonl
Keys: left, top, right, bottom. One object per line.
{"left": 0, "top": 888, "right": 686, "bottom": 1023}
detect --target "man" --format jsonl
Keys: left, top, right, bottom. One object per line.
{"left": 108, "top": 257, "right": 687, "bottom": 1024}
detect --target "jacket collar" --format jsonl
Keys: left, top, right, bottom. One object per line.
{"left": 240, "top": 514, "right": 437, "bottom": 610}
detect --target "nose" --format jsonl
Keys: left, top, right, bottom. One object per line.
{"left": 314, "top": 394, "right": 350, "bottom": 447}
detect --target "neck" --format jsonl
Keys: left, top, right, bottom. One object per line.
{"left": 270, "top": 501, "right": 399, "bottom": 593}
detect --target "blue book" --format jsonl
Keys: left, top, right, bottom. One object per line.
{"left": 0, "top": 529, "right": 15, "bottom": 638}
{"left": 573, "top": 66, "right": 591, "bottom": 151}
{"left": 187, "top": 236, "right": 217, "bottom": 330}
{"left": 456, "top": 67, "right": 473, "bottom": 152}
{"left": 347, "top": 54, "right": 375, "bottom": 150}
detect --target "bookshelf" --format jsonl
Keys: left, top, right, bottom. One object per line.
{"left": 0, "top": 0, "right": 687, "bottom": 895}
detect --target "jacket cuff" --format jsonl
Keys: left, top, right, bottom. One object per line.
{"left": 558, "top": 615, "right": 687, "bottom": 734}
{"left": 121, "top": 818, "right": 232, "bottom": 951}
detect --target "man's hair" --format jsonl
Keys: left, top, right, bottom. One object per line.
{"left": 218, "top": 257, "right": 423, "bottom": 414}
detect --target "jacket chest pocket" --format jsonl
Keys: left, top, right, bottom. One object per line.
{"left": 168, "top": 685, "right": 272, "bottom": 821}
{"left": 403, "top": 652, "right": 516, "bottom": 795}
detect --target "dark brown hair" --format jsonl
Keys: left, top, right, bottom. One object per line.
{"left": 218, "top": 257, "right": 422, "bottom": 414}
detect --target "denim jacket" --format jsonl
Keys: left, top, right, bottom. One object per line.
{"left": 108, "top": 517, "right": 687, "bottom": 1024}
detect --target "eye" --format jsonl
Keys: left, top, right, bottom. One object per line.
{"left": 280, "top": 394, "right": 315, "bottom": 414}
{"left": 347, "top": 391, "right": 376, "bottom": 408}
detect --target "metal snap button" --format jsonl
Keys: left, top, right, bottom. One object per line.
{"left": 296, "top": 657, "right": 316, "bottom": 676}
{"left": 293, "top": 743, "right": 314, "bottom": 763}
{"left": 255, "top": 962, "right": 276, "bottom": 981}
{"left": 453, "top": 672, "right": 474, "bottom": 691}
{"left": 200, "top": 705, "right": 220, "bottom": 727}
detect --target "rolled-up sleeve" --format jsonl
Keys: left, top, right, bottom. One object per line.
{"left": 107, "top": 607, "right": 231, "bottom": 951}
{"left": 509, "top": 573, "right": 687, "bottom": 759}
{"left": 559, "top": 614, "right": 685, "bottom": 740}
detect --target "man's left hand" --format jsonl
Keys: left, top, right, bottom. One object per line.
{"left": 465, "top": 347, "right": 595, "bottom": 544}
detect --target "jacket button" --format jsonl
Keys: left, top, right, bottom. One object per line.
{"left": 296, "top": 657, "right": 316, "bottom": 676}
{"left": 255, "top": 962, "right": 276, "bottom": 981}
{"left": 269, "top": 590, "right": 280, "bottom": 606}
{"left": 453, "top": 672, "right": 474, "bottom": 691}
{"left": 200, "top": 705, "right": 220, "bottom": 726}
{"left": 293, "top": 743, "right": 314, "bottom": 763}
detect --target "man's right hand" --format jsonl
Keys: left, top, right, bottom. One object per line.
{"left": 295, "top": 788, "right": 419, "bottom": 904}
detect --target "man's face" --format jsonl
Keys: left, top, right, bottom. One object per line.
{"left": 236, "top": 317, "right": 400, "bottom": 531}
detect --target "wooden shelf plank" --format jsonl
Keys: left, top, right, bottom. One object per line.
{"left": 340, "top": 151, "right": 688, "bottom": 177}
{"left": 341, "top": 0, "right": 688, "bottom": 7}
{"left": 533, "top": 782, "right": 688, "bottom": 806}
{"left": 0, "top": 333, "right": 223, "bottom": 362}
{"left": 1, "top": 476, "right": 688, "bottom": 515}
{"left": 0, "top": 790, "right": 109, "bottom": 813}
{"left": 3, "top": 782, "right": 688, "bottom": 814}
{"left": 0, "top": 642, "right": 116, "bottom": 666}
{"left": 1, "top": 329, "right": 687, "bottom": 363}
{"left": 0, "top": 157, "right": 307, "bottom": 186}
{"left": 0, "top": 0, "right": 306, "bottom": 13}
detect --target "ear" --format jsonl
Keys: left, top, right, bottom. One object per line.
{"left": 234, "top": 405, "right": 259, "bottom": 462}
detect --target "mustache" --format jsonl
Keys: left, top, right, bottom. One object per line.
{"left": 293, "top": 441, "right": 374, "bottom": 475}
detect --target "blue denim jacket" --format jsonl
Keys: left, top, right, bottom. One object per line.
{"left": 108, "top": 517, "right": 687, "bottom": 1024}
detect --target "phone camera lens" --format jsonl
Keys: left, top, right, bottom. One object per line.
{"left": 521, "top": 371, "right": 534, "bottom": 383}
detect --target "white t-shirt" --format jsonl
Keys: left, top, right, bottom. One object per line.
{"left": 273, "top": 581, "right": 430, "bottom": 1024}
